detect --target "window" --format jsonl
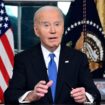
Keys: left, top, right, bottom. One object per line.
{"left": 5, "top": 1, "right": 58, "bottom": 53}
{"left": 6, "top": 5, "right": 18, "bottom": 50}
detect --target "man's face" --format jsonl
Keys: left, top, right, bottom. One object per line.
{"left": 34, "top": 8, "right": 64, "bottom": 51}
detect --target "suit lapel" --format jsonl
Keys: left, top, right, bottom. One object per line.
{"left": 54, "top": 46, "right": 65, "bottom": 102}
{"left": 55, "top": 46, "right": 73, "bottom": 103}
{"left": 31, "top": 44, "right": 53, "bottom": 103}
{"left": 31, "top": 44, "right": 47, "bottom": 80}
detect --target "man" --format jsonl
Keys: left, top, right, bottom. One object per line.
{"left": 4, "top": 6, "right": 101, "bottom": 104}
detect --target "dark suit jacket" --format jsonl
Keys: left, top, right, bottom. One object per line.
{"left": 4, "top": 43, "right": 101, "bottom": 104}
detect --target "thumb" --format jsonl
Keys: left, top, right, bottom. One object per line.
{"left": 46, "top": 80, "right": 53, "bottom": 88}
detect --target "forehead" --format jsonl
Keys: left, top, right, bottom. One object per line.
{"left": 35, "top": 7, "right": 64, "bottom": 22}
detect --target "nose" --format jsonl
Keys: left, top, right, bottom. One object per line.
{"left": 50, "top": 25, "right": 56, "bottom": 34}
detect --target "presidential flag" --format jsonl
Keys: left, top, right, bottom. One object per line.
{"left": 62, "top": 0, "right": 105, "bottom": 78}
{"left": 0, "top": 0, "right": 14, "bottom": 103}
{"left": 62, "top": 0, "right": 83, "bottom": 47}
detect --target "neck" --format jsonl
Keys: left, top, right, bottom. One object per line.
{"left": 48, "top": 47, "right": 58, "bottom": 52}
{"left": 41, "top": 44, "right": 60, "bottom": 52}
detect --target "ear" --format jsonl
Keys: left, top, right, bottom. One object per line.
{"left": 34, "top": 24, "right": 39, "bottom": 37}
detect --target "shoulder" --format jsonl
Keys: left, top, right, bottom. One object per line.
{"left": 15, "top": 43, "right": 41, "bottom": 59}
{"left": 62, "top": 45, "right": 85, "bottom": 55}
{"left": 62, "top": 45, "right": 88, "bottom": 60}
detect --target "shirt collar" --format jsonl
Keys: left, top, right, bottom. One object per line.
{"left": 41, "top": 45, "right": 61, "bottom": 59}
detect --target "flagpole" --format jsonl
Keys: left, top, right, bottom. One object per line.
{"left": 18, "top": 5, "right": 22, "bottom": 52}
{"left": 83, "top": 0, "right": 87, "bottom": 37}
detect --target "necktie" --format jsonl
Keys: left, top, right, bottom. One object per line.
{"left": 48, "top": 53, "right": 57, "bottom": 102}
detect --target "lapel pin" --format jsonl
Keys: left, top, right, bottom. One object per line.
{"left": 65, "top": 60, "right": 69, "bottom": 63}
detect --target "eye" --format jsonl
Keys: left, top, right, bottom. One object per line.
{"left": 56, "top": 23, "right": 59, "bottom": 26}
{"left": 42, "top": 22, "right": 50, "bottom": 27}
{"left": 55, "top": 23, "right": 60, "bottom": 26}
{"left": 44, "top": 24, "right": 49, "bottom": 27}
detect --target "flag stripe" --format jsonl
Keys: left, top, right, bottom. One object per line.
{"left": 0, "top": 86, "right": 4, "bottom": 103}
{"left": 0, "top": 40, "right": 13, "bottom": 78}
{"left": 0, "top": 57, "right": 10, "bottom": 85}
{"left": 0, "top": 71, "right": 8, "bottom": 92}
{"left": 1, "top": 32, "right": 14, "bottom": 66}
{"left": 6, "top": 29, "right": 14, "bottom": 52}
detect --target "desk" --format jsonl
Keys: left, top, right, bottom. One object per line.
{"left": 84, "top": 102, "right": 105, "bottom": 105}
{"left": 2, "top": 101, "right": 105, "bottom": 105}
{"left": 2, "top": 103, "right": 105, "bottom": 105}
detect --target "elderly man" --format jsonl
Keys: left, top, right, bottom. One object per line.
{"left": 4, "top": 6, "right": 101, "bottom": 105}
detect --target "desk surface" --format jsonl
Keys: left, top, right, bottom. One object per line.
{"left": 84, "top": 102, "right": 105, "bottom": 105}
{"left": 2, "top": 102, "right": 105, "bottom": 105}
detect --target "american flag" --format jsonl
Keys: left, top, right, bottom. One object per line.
{"left": 0, "top": 0, "right": 14, "bottom": 103}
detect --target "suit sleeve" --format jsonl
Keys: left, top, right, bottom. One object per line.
{"left": 78, "top": 53, "right": 101, "bottom": 104}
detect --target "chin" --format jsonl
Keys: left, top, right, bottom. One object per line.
{"left": 51, "top": 45, "right": 59, "bottom": 48}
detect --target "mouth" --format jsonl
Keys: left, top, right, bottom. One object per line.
{"left": 49, "top": 37, "right": 57, "bottom": 40}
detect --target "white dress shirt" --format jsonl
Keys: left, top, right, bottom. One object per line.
{"left": 41, "top": 44, "right": 61, "bottom": 71}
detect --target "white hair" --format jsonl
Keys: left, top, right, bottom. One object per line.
{"left": 33, "top": 5, "right": 64, "bottom": 24}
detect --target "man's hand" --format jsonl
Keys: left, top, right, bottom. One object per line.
{"left": 70, "top": 87, "right": 87, "bottom": 103}
{"left": 25, "top": 80, "right": 53, "bottom": 102}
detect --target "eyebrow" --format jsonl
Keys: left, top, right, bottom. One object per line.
{"left": 40, "top": 21, "right": 49, "bottom": 24}
{"left": 40, "top": 20, "right": 63, "bottom": 24}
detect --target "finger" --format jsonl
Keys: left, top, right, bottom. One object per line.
{"left": 71, "top": 91, "right": 85, "bottom": 97}
{"left": 36, "top": 87, "right": 48, "bottom": 94}
{"left": 73, "top": 94, "right": 85, "bottom": 100}
{"left": 46, "top": 80, "right": 53, "bottom": 88}
{"left": 36, "top": 81, "right": 48, "bottom": 90}
{"left": 36, "top": 80, "right": 46, "bottom": 89}
{"left": 36, "top": 92, "right": 45, "bottom": 97}
{"left": 35, "top": 80, "right": 53, "bottom": 95}
{"left": 71, "top": 87, "right": 85, "bottom": 95}
{"left": 71, "top": 92, "right": 86, "bottom": 103}
{"left": 37, "top": 83, "right": 48, "bottom": 89}
{"left": 74, "top": 97, "right": 86, "bottom": 103}
{"left": 39, "top": 80, "right": 46, "bottom": 85}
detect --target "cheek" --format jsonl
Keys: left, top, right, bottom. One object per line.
{"left": 39, "top": 34, "right": 48, "bottom": 42}
{"left": 58, "top": 27, "right": 64, "bottom": 35}
{"left": 58, "top": 31, "right": 64, "bottom": 38}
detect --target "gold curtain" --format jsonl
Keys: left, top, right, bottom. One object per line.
{"left": 95, "top": 0, "right": 105, "bottom": 36}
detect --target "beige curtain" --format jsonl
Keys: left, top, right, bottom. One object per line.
{"left": 95, "top": 0, "right": 105, "bottom": 36}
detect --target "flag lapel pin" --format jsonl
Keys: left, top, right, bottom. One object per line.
{"left": 65, "top": 60, "right": 69, "bottom": 63}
